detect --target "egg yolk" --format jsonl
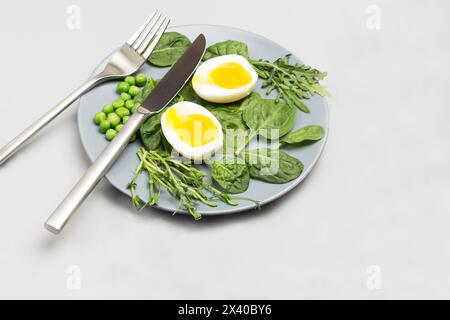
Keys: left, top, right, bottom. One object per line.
{"left": 209, "top": 62, "right": 252, "bottom": 89}
{"left": 167, "top": 108, "right": 219, "bottom": 147}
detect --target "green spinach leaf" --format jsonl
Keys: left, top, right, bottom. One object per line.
{"left": 203, "top": 100, "right": 248, "bottom": 153}
{"left": 149, "top": 32, "right": 191, "bottom": 67}
{"left": 237, "top": 93, "right": 296, "bottom": 153}
{"left": 177, "top": 80, "right": 199, "bottom": 102}
{"left": 279, "top": 125, "right": 325, "bottom": 147}
{"left": 140, "top": 111, "right": 163, "bottom": 150}
{"left": 242, "top": 93, "right": 296, "bottom": 139}
{"left": 204, "top": 102, "right": 247, "bottom": 132}
{"left": 211, "top": 156, "right": 250, "bottom": 194}
{"left": 203, "top": 40, "right": 249, "bottom": 61}
{"left": 243, "top": 148, "right": 303, "bottom": 184}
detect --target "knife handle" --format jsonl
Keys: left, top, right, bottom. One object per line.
{"left": 0, "top": 77, "right": 103, "bottom": 166}
{"left": 45, "top": 109, "right": 150, "bottom": 235}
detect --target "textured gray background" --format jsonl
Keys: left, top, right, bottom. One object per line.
{"left": 0, "top": 0, "right": 449, "bottom": 299}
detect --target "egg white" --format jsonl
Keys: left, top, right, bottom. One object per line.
{"left": 161, "top": 101, "right": 223, "bottom": 160}
{"left": 192, "top": 54, "right": 258, "bottom": 104}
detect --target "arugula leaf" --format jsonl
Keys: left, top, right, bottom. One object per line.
{"left": 251, "top": 55, "right": 329, "bottom": 113}
{"left": 279, "top": 125, "right": 325, "bottom": 147}
{"left": 243, "top": 148, "right": 303, "bottom": 184}
{"left": 211, "top": 156, "right": 250, "bottom": 194}
{"left": 203, "top": 40, "right": 249, "bottom": 61}
{"left": 149, "top": 32, "right": 191, "bottom": 67}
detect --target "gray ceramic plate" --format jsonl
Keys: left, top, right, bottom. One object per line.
{"left": 77, "top": 24, "right": 329, "bottom": 216}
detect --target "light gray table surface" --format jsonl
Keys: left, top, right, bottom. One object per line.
{"left": 0, "top": 0, "right": 449, "bottom": 299}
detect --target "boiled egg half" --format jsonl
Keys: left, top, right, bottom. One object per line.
{"left": 161, "top": 101, "right": 223, "bottom": 160}
{"left": 192, "top": 54, "right": 258, "bottom": 103}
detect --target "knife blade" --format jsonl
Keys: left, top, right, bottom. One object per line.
{"left": 44, "top": 34, "right": 207, "bottom": 235}
{"left": 140, "top": 33, "right": 206, "bottom": 113}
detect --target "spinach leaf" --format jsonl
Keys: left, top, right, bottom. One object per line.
{"left": 237, "top": 93, "right": 296, "bottom": 154}
{"left": 280, "top": 125, "right": 325, "bottom": 146}
{"left": 211, "top": 156, "right": 250, "bottom": 194}
{"left": 135, "top": 78, "right": 166, "bottom": 151}
{"left": 177, "top": 80, "right": 199, "bottom": 102}
{"left": 243, "top": 148, "right": 303, "bottom": 184}
{"left": 203, "top": 40, "right": 249, "bottom": 61}
{"left": 137, "top": 78, "right": 198, "bottom": 151}
{"left": 204, "top": 102, "right": 246, "bottom": 131}
{"left": 149, "top": 32, "right": 191, "bottom": 67}
{"left": 140, "top": 112, "right": 163, "bottom": 150}
{"left": 203, "top": 100, "right": 248, "bottom": 153}
{"left": 242, "top": 93, "right": 296, "bottom": 139}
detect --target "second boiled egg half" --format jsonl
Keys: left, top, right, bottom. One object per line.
{"left": 161, "top": 101, "right": 223, "bottom": 160}
{"left": 192, "top": 54, "right": 258, "bottom": 103}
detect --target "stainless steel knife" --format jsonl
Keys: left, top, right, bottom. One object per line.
{"left": 45, "top": 34, "right": 207, "bottom": 235}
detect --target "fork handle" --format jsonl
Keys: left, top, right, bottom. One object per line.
{"left": 0, "top": 76, "right": 102, "bottom": 166}
{"left": 45, "top": 110, "right": 150, "bottom": 234}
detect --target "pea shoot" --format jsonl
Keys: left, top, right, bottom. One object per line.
{"left": 128, "top": 149, "right": 259, "bottom": 220}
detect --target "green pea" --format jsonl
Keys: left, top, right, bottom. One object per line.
{"left": 103, "top": 104, "right": 114, "bottom": 114}
{"left": 124, "top": 76, "right": 136, "bottom": 86}
{"left": 135, "top": 74, "right": 147, "bottom": 87}
{"left": 122, "top": 115, "right": 130, "bottom": 124}
{"left": 131, "top": 103, "right": 139, "bottom": 113}
{"left": 94, "top": 112, "right": 106, "bottom": 124}
{"left": 128, "top": 85, "right": 140, "bottom": 97}
{"left": 107, "top": 112, "right": 121, "bottom": 127}
{"left": 99, "top": 120, "right": 111, "bottom": 133}
{"left": 116, "top": 107, "right": 130, "bottom": 119}
{"left": 125, "top": 100, "right": 134, "bottom": 111}
{"left": 115, "top": 124, "right": 124, "bottom": 132}
{"left": 105, "top": 129, "right": 118, "bottom": 141}
{"left": 120, "top": 92, "right": 131, "bottom": 101}
{"left": 112, "top": 99, "right": 125, "bottom": 109}
{"left": 116, "top": 82, "right": 130, "bottom": 94}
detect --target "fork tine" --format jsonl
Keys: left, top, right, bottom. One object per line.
{"left": 126, "top": 11, "right": 158, "bottom": 47}
{"left": 141, "top": 18, "right": 171, "bottom": 59}
{"left": 135, "top": 15, "right": 167, "bottom": 54}
{"left": 132, "top": 13, "right": 162, "bottom": 50}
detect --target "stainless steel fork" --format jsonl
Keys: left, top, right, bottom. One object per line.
{"left": 0, "top": 11, "right": 170, "bottom": 166}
